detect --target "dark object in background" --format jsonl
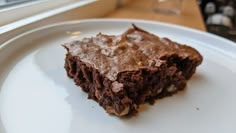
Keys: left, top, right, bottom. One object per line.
{"left": 207, "top": 24, "right": 236, "bottom": 41}
{"left": 198, "top": 0, "right": 236, "bottom": 42}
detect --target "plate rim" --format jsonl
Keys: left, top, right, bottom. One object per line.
{"left": 1, "top": 18, "right": 236, "bottom": 51}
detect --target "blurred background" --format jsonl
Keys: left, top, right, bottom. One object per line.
{"left": 0, "top": 0, "right": 37, "bottom": 8}
{"left": 199, "top": 0, "right": 236, "bottom": 42}
{"left": 0, "top": 0, "right": 236, "bottom": 42}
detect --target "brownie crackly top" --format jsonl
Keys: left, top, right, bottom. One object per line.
{"left": 63, "top": 24, "right": 203, "bottom": 81}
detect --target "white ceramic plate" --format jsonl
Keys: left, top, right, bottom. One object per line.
{"left": 0, "top": 19, "right": 236, "bottom": 133}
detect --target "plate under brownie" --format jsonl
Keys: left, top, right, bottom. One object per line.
{"left": 0, "top": 19, "right": 236, "bottom": 133}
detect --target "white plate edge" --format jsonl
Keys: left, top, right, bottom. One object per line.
{"left": 1, "top": 18, "right": 236, "bottom": 59}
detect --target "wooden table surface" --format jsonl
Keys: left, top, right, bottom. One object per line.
{"left": 106, "top": 0, "right": 206, "bottom": 31}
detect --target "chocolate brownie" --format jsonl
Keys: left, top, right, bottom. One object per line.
{"left": 63, "top": 24, "right": 203, "bottom": 116}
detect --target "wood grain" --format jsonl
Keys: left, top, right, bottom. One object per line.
{"left": 105, "top": 0, "right": 206, "bottom": 31}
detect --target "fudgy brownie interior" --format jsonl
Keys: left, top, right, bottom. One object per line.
{"left": 63, "top": 24, "right": 203, "bottom": 116}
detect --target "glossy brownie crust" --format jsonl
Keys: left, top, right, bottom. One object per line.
{"left": 63, "top": 25, "right": 203, "bottom": 116}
